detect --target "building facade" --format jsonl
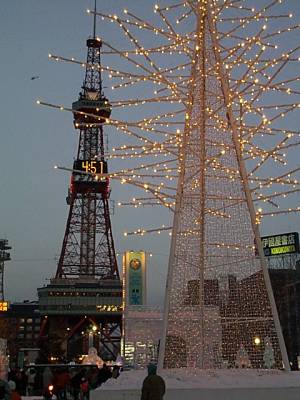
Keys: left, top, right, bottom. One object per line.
{"left": 0, "top": 301, "right": 41, "bottom": 367}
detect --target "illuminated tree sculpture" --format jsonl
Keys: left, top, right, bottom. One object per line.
{"left": 155, "top": 0, "right": 299, "bottom": 370}
{"left": 38, "top": 0, "right": 300, "bottom": 370}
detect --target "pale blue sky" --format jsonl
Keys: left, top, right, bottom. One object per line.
{"left": 1, "top": 0, "right": 300, "bottom": 304}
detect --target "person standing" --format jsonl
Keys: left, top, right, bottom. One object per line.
{"left": 54, "top": 368, "right": 70, "bottom": 400}
{"left": 79, "top": 377, "right": 89, "bottom": 400}
{"left": 26, "top": 368, "right": 36, "bottom": 396}
{"left": 70, "top": 369, "right": 85, "bottom": 400}
{"left": 0, "top": 378, "right": 10, "bottom": 400}
{"left": 14, "top": 369, "right": 27, "bottom": 397}
{"left": 111, "top": 365, "right": 120, "bottom": 379}
{"left": 141, "top": 364, "right": 165, "bottom": 400}
{"left": 97, "top": 364, "right": 112, "bottom": 386}
{"left": 42, "top": 367, "right": 53, "bottom": 398}
{"left": 8, "top": 381, "right": 21, "bottom": 400}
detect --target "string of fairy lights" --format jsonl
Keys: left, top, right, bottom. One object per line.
{"left": 36, "top": 0, "right": 300, "bottom": 242}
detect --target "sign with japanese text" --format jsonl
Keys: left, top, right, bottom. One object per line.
{"left": 261, "top": 232, "right": 299, "bottom": 257}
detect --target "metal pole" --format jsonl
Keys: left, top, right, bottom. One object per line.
{"left": 93, "top": 0, "right": 97, "bottom": 39}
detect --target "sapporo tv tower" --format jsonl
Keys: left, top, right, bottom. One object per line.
{"left": 38, "top": 2, "right": 122, "bottom": 362}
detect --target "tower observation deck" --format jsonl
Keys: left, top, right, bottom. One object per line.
{"left": 38, "top": 7, "right": 122, "bottom": 362}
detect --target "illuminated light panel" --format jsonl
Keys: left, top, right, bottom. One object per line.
{"left": 0, "top": 302, "right": 8, "bottom": 312}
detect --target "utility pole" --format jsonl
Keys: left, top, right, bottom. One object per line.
{"left": 0, "top": 240, "right": 11, "bottom": 301}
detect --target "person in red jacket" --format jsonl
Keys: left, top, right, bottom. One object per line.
{"left": 8, "top": 381, "right": 21, "bottom": 400}
{"left": 54, "top": 368, "right": 70, "bottom": 400}
{"left": 141, "top": 364, "right": 165, "bottom": 400}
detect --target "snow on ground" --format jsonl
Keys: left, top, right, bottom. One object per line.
{"left": 99, "top": 369, "right": 300, "bottom": 390}
{"left": 21, "top": 397, "right": 43, "bottom": 399}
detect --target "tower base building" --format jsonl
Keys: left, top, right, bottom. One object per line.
{"left": 38, "top": 279, "right": 122, "bottom": 361}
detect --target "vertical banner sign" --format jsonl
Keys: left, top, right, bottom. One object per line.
{"left": 125, "top": 251, "right": 146, "bottom": 306}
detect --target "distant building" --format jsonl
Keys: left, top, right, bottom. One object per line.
{"left": 123, "top": 305, "right": 162, "bottom": 368}
{"left": 269, "top": 262, "right": 300, "bottom": 370}
{"left": 0, "top": 301, "right": 41, "bottom": 367}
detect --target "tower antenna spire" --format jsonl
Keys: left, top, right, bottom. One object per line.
{"left": 93, "top": 0, "right": 97, "bottom": 39}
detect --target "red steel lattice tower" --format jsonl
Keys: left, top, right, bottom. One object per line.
{"left": 38, "top": 4, "right": 122, "bottom": 362}
{"left": 56, "top": 28, "right": 118, "bottom": 282}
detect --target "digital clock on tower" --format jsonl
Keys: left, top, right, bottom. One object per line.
{"left": 73, "top": 160, "right": 107, "bottom": 175}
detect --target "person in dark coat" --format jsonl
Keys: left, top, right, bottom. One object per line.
{"left": 42, "top": 367, "right": 53, "bottom": 394}
{"left": 70, "top": 369, "right": 86, "bottom": 400}
{"left": 0, "top": 378, "right": 10, "bottom": 400}
{"left": 54, "top": 368, "right": 70, "bottom": 400}
{"left": 14, "top": 369, "right": 27, "bottom": 396}
{"left": 141, "top": 363, "right": 165, "bottom": 400}
{"left": 111, "top": 365, "right": 120, "bottom": 379}
{"left": 97, "top": 364, "right": 112, "bottom": 386}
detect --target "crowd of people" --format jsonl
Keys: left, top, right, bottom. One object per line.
{"left": 0, "top": 362, "right": 166, "bottom": 400}
{"left": 0, "top": 363, "right": 122, "bottom": 400}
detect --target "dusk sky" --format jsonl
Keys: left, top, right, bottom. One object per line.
{"left": 1, "top": 0, "right": 300, "bottom": 304}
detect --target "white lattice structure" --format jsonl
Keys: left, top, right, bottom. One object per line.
{"left": 157, "top": 1, "right": 295, "bottom": 371}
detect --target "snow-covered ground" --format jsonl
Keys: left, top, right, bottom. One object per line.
{"left": 21, "top": 397, "right": 43, "bottom": 400}
{"left": 90, "top": 369, "right": 300, "bottom": 400}
{"left": 100, "top": 368, "right": 300, "bottom": 390}
{"left": 21, "top": 370, "right": 300, "bottom": 400}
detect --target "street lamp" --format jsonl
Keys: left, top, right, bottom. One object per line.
{"left": 88, "top": 325, "right": 98, "bottom": 348}
{"left": 254, "top": 336, "right": 261, "bottom": 346}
